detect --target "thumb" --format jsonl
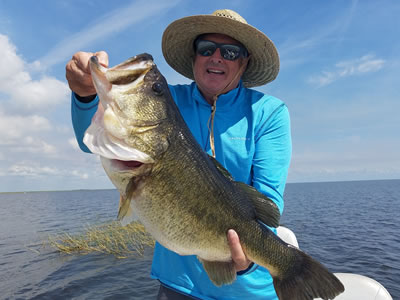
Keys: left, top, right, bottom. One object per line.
{"left": 94, "top": 51, "right": 109, "bottom": 68}
{"left": 228, "top": 229, "right": 249, "bottom": 270}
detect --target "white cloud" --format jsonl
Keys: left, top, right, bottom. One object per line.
{"left": 8, "top": 162, "right": 60, "bottom": 177}
{"left": 0, "top": 34, "right": 69, "bottom": 113}
{"left": 0, "top": 34, "right": 25, "bottom": 81}
{"left": 308, "top": 54, "right": 385, "bottom": 87}
{"left": 0, "top": 109, "right": 51, "bottom": 141}
{"left": 71, "top": 170, "right": 89, "bottom": 179}
{"left": 10, "top": 76, "right": 69, "bottom": 111}
{"left": 20, "top": 136, "right": 57, "bottom": 154}
{"left": 68, "top": 138, "right": 80, "bottom": 150}
{"left": 0, "top": 34, "right": 75, "bottom": 189}
{"left": 5, "top": 161, "right": 91, "bottom": 180}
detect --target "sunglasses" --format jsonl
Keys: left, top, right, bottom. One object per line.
{"left": 194, "top": 39, "right": 249, "bottom": 61}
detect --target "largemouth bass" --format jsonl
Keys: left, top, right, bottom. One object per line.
{"left": 83, "top": 54, "right": 344, "bottom": 300}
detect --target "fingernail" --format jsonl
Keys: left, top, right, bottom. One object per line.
{"left": 228, "top": 229, "right": 236, "bottom": 239}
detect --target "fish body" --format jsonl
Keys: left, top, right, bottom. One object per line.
{"left": 83, "top": 54, "right": 344, "bottom": 300}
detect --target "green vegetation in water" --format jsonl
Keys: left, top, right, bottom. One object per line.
{"left": 49, "top": 221, "right": 155, "bottom": 258}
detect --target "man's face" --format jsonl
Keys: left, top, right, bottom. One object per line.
{"left": 193, "top": 33, "right": 248, "bottom": 104}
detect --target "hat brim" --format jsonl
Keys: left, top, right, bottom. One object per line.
{"left": 162, "top": 14, "right": 279, "bottom": 88}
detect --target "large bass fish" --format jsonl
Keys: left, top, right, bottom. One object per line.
{"left": 83, "top": 54, "right": 344, "bottom": 300}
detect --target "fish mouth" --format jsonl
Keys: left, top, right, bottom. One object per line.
{"left": 89, "top": 54, "right": 154, "bottom": 110}
{"left": 108, "top": 159, "right": 144, "bottom": 171}
{"left": 83, "top": 54, "right": 156, "bottom": 168}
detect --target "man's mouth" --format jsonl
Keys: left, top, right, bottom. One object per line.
{"left": 207, "top": 68, "right": 224, "bottom": 75}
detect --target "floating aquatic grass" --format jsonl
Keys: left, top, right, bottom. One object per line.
{"left": 49, "top": 221, "right": 155, "bottom": 258}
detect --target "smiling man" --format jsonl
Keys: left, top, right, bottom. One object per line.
{"left": 67, "top": 9, "right": 292, "bottom": 300}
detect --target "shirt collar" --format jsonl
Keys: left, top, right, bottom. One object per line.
{"left": 192, "top": 80, "right": 244, "bottom": 109}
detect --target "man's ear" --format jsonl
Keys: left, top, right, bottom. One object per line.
{"left": 239, "top": 56, "right": 250, "bottom": 76}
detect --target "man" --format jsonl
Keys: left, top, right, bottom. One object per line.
{"left": 67, "top": 9, "right": 291, "bottom": 300}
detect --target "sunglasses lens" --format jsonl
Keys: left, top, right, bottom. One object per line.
{"left": 220, "top": 45, "right": 241, "bottom": 61}
{"left": 196, "top": 41, "right": 217, "bottom": 57}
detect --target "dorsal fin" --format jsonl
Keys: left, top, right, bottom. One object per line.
{"left": 207, "top": 154, "right": 234, "bottom": 181}
{"left": 234, "top": 182, "right": 280, "bottom": 228}
{"left": 207, "top": 155, "right": 280, "bottom": 227}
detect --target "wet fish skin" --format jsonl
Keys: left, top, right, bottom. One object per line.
{"left": 83, "top": 54, "right": 344, "bottom": 300}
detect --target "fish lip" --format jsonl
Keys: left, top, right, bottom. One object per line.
{"left": 111, "top": 53, "right": 154, "bottom": 69}
{"left": 89, "top": 56, "right": 111, "bottom": 109}
{"left": 90, "top": 53, "right": 154, "bottom": 72}
{"left": 89, "top": 56, "right": 108, "bottom": 77}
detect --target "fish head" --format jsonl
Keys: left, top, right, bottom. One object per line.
{"left": 92, "top": 53, "right": 170, "bottom": 131}
{"left": 83, "top": 54, "right": 174, "bottom": 197}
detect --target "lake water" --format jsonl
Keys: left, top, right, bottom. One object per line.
{"left": 1, "top": 180, "right": 399, "bottom": 299}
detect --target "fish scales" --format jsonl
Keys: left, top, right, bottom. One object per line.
{"left": 137, "top": 138, "right": 252, "bottom": 258}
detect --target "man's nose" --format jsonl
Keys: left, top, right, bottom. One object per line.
{"left": 209, "top": 48, "right": 223, "bottom": 63}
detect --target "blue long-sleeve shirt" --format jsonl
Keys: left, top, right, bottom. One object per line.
{"left": 71, "top": 81, "right": 291, "bottom": 299}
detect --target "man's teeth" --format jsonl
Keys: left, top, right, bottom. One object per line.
{"left": 207, "top": 69, "right": 224, "bottom": 74}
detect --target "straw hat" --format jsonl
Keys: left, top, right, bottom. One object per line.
{"left": 162, "top": 9, "right": 279, "bottom": 88}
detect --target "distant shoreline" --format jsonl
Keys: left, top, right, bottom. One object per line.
{"left": 1, "top": 178, "right": 399, "bottom": 194}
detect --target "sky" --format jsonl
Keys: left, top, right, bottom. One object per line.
{"left": 0, "top": 0, "right": 399, "bottom": 192}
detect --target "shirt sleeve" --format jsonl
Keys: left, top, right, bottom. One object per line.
{"left": 252, "top": 102, "right": 292, "bottom": 215}
{"left": 70, "top": 92, "right": 99, "bottom": 153}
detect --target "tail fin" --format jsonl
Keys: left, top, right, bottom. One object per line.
{"left": 273, "top": 247, "right": 344, "bottom": 300}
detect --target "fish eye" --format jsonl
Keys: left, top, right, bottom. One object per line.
{"left": 152, "top": 82, "right": 164, "bottom": 96}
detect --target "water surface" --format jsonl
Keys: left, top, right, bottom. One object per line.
{"left": 1, "top": 180, "right": 399, "bottom": 299}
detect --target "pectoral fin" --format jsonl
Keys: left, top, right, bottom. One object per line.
{"left": 117, "top": 194, "right": 136, "bottom": 226}
{"left": 198, "top": 258, "right": 236, "bottom": 286}
{"left": 234, "top": 182, "right": 280, "bottom": 228}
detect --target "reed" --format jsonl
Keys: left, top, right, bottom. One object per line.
{"left": 49, "top": 221, "right": 154, "bottom": 258}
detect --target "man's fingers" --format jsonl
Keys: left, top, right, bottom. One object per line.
{"left": 94, "top": 51, "right": 109, "bottom": 68}
{"left": 227, "top": 229, "right": 250, "bottom": 271}
{"left": 65, "top": 51, "right": 108, "bottom": 97}
{"left": 72, "top": 51, "right": 95, "bottom": 74}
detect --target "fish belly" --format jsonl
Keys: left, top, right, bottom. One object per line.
{"left": 129, "top": 189, "right": 231, "bottom": 261}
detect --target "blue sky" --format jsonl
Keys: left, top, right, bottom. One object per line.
{"left": 0, "top": 0, "right": 399, "bottom": 192}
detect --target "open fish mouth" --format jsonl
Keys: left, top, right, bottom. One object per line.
{"left": 90, "top": 54, "right": 154, "bottom": 107}
{"left": 83, "top": 54, "right": 156, "bottom": 167}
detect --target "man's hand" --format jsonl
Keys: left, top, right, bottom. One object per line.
{"left": 227, "top": 229, "right": 252, "bottom": 272}
{"left": 65, "top": 51, "right": 109, "bottom": 97}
